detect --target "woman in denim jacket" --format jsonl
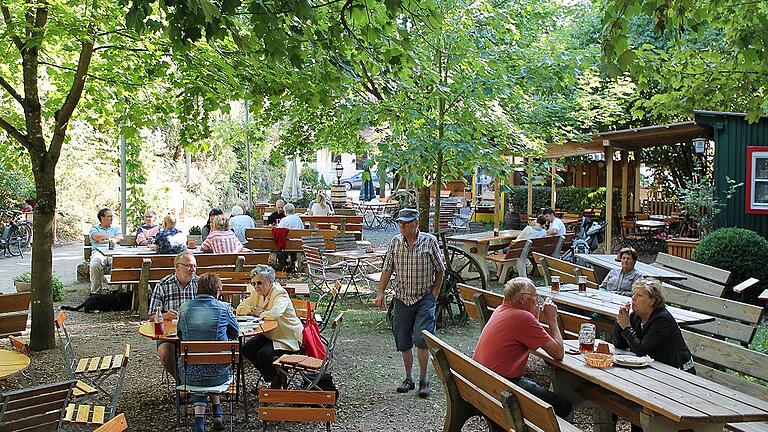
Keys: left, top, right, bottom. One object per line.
{"left": 177, "top": 273, "right": 240, "bottom": 432}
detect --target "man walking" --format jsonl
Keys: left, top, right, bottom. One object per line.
{"left": 375, "top": 208, "right": 445, "bottom": 398}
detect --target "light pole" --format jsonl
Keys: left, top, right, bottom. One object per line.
{"left": 335, "top": 161, "right": 343, "bottom": 185}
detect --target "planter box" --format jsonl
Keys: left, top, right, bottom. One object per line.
{"left": 666, "top": 238, "right": 700, "bottom": 260}
{"left": 14, "top": 281, "right": 31, "bottom": 293}
{"left": 187, "top": 234, "right": 202, "bottom": 245}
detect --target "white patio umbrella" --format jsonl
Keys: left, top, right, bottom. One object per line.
{"left": 282, "top": 157, "right": 302, "bottom": 200}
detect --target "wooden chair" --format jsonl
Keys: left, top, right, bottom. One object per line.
{"left": 214, "top": 271, "right": 252, "bottom": 304}
{"left": 175, "top": 340, "right": 247, "bottom": 428}
{"left": 257, "top": 388, "right": 336, "bottom": 432}
{"left": 301, "top": 234, "right": 328, "bottom": 252}
{"left": 93, "top": 413, "right": 127, "bottom": 432}
{"left": 0, "top": 380, "right": 76, "bottom": 432}
{"left": 618, "top": 220, "right": 646, "bottom": 253}
{"left": 486, "top": 238, "right": 532, "bottom": 281}
{"left": 423, "top": 331, "right": 580, "bottom": 432}
{"left": 54, "top": 311, "right": 130, "bottom": 422}
{"left": 0, "top": 292, "right": 30, "bottom": 338}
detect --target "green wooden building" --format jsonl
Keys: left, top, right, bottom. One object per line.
{"left": 695, "top": 110, "right": 768, "bottom": 237}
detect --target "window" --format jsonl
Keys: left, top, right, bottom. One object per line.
{"left": 745, "top": 146, "right": 768, "bottom": 214}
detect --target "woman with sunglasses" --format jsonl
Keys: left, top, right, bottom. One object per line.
{"left": 236, "top": 265, "right": 303, "bottom": 388}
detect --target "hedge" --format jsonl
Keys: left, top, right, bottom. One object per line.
{"left": 505, "top": 186, "right": 623, "bottom": 216}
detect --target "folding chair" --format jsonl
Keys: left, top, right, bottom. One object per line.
{"left": 214, "top": 271, "right": 252, "bottom": 305}
{"left": 92, "top": 413, "right": 127, "bottom": 432}
{"left": 274, "top": 312, "right": 344, "bottom": 390}
{"left": 303, "top": 245, "right": 348, "bottom": 293}
{"left": 54, "top": 311, "right": 129, "bottom": 422}
{"left": 175, "top": 340, "right": 247, "bottom": 430}
{"left": 0, "top": 379, "right": 76, "bottom": 432}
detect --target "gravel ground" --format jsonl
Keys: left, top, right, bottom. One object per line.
{"left": 0, "top": 226, "right": 633, "bottom": 431}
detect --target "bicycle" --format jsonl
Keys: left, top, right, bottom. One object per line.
{"left": 0, "top": 209, "right": 32, "bottom": 257}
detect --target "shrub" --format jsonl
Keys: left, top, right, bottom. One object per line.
{"left": 505, "top": 186, "right": 622, "bottom": 217}
{"left": 188, "top": 225, "right": 202, "bottom": 235}
{"left": 692, "top": 227, "right": 768, "bottom": 304}
{"left": 14, "top": 271, "right": 65, "bottom": 301}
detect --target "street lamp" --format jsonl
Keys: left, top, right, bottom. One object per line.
{"left": 335, "top": 161, "right": 343, "bottom": 185}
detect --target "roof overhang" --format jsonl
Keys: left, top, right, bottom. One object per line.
{"left": 542, "top": 121, "right": 713, "bottom": 159}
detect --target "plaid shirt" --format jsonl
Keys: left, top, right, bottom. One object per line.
{"left": 382, "top": 231, "right": 446, "bottom": 305}
{"left": 148, "top": 274, "right": 198, "bottom": 314}
{"left": 200, "top": 230, "right": 243, "bottom": 254}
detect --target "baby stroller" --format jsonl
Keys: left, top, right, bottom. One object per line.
{"left": 561, "top": 215, "right": 607, "bottom": 266}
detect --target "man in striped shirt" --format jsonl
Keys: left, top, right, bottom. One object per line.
{"left": 376, "top": 208, "right": 445, "bottom": 398}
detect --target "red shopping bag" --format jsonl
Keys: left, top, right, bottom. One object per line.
{"left": 301, "top": 301, "right": 327, "bottom": 360}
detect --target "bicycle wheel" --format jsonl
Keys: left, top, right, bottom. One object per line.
{"left": 16, "top": 222, "right": 32, "bottom": 253}
{"left": 436, "top": 268, "right": 469, "bottom": 328}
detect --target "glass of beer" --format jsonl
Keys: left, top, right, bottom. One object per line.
{"left": 188, "top": 240, "right": 196, "bottom": 249}
{"left": 579, "top": 323, "right": 596, "bottom": 353}
{"left": 578, "top": 275, "right": 588, "bottom": 294}
{"left": 551, "top": 276, "right": 560, "bottom": 294}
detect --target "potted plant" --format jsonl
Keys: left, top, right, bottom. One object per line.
{"left": 187, "top": 225, "right": 203, "bottom": 244}
{"left": 14, "top": 272, "right": 65, "bottom": 300}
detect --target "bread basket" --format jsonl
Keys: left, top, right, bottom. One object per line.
{"left": 584, "top": 352, "right": 614, "bottom": 368}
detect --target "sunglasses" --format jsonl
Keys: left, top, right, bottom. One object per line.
{"left": 251, "top": 280, "right": 267, "bottom": 286}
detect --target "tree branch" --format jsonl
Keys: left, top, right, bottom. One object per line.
{"left": 0, "top": 3, "right": 24, "bottom": 51}
{"left": 359, "top": 61, "right": 384, "bottom": 101}
{"left": 0, "top": 75, "right": 23, "bottom": 105}
{"left": 38, "top": 61, "right": 148, "bottom": 87}
{"left": 0, "top": 116, "right": 29, "bottom": 148}
{"left": 93, "top": 45, "right": 151, "bottom": 53}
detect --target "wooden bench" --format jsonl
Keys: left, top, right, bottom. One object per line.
{"left": 0, "top": 292, "right": 31, "bottom": 338}
{"left": 107, "top": 252, "right": 269, "bottom": 316}
{"left": 485, "top": 235, "right": 564, "bottom": 281}
{"left": 300, "top": 215, "right": 364, "bottom": 239}
{"left": 652, "top": 252, "right": 759, "bottom": 298}
{"left": 423, "top": 331, "right": 580, "bottom": 432}
{"left": 660, "top": 281, "right": 764, "bottom": 346}
{"left": 532, "top": 252, "right": 598, "bottom": 289}
{"left": 244, "top": 228, "right": 338, "bottom": 252}
{"left": 457, "top": 283, "right": 595, "bottom": 338}
{"left": 680, "top": 330, "right": 768, "bottom": 432}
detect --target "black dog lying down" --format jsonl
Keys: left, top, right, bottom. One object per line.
{"left": 60, "top": 291, "right": 132, "bottom": 313}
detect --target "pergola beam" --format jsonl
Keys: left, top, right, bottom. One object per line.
{"left": 604, "top": 140, "right": 614, "bottom": 253}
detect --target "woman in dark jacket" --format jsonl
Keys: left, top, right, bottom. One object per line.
{"left": 614, "top": 277, "right": 695, "bottom": 372}
{"left": 614, "top": 277, "right": 695, "bottom": 432}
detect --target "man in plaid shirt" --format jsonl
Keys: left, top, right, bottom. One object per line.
{"left": 149, "top": 251, "right": 198, "bottom": 377}
{"left": 376, "top": 208, "right": 445, "bottom": 398}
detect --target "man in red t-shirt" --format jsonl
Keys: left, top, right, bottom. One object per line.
{"left": 473, "top": 277, "right": 572, "bottom": 418}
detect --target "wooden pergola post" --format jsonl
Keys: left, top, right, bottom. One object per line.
{"left": 494, "top": 177, "right": 500, "bottom": 235}
{"left": 550, "top": 162, "right": 557, "bottom": 209}
{"left": 604, "top": 140, "right": 614, "bottom": 253}
{"left": 633, "top": 151, "right": 641, "bottom": 212}
{"left": 527, "top": 158, "right": 533, "bottom": 216}
{"left": 621, "top": 150, "right": 629, "bottom": 217}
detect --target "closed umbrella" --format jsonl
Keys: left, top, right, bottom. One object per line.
{"left": 282, "top": 157, "right": 302, "bottom": 200}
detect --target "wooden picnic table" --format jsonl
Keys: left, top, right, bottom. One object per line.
{"left": 447, "top": 229, "right": 521, "bottom": 281}
{"left": 576, "top": 254, "right": 687, "bottom": 282}
{"left": 535, "top": 285, "right": 715, "bottom": 327}
{"left": 96, "top": 245, "right": 255, "bottom": 257}
{"left": 138, "top": 319, "right": 277, "bottom": 341}
{"left": 534, "top": 339, "right": 768, "bottom": 432}
{"left": 0, "top": 349, "right": 30, "bottom": 380}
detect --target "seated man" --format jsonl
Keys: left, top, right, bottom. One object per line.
{"left": 543, "top": 207, "right": 566, "bottom": 236}
{"left": 150, "top": 213, "right": 187, "bottom": 254}
{"left": 135, "top": 209, "right": 159, "bottom": 245}
{"left": 276, "top": 203, "right": 303, "bottom": 271}
{"left": 177, "top": 273, "right": 239, "bottom": 432}
{"left": 473, "top": 277, "right": 572, "bottom": 419}
{"left": 89, "top": 208, "right": 124, "bottom": 294}
{"left": 266, "top": 200, "right": 286, "bottom": 226}
{"left": 148, "top": 251, "right": 198, "bottom": 377}
{"left": 229, "top": 205, "right": 255, "bottom": 244}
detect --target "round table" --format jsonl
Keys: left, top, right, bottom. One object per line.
{"left": 139, "top": 319, "right": 278, "bottom": 341}
{"left": 648, "top": 214, "right": 669, "bottom": 221}
{"left": 0, "top": 349, "right": 31, "bottom": 380}
{"left": 635, "top": 220, "right": 667, "bottom": 229}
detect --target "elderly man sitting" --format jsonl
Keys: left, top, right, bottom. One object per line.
{"left": 149, "top": 213, "right": 187, "bottom": 254}
{"left": 473, "top": 276, "right": 572, "bottom": 419}
{"left": 89, "top": 208, "right": 124, "bottom": 294}
{"left": 229, "top": 205, "right": 255, "bottom": 244}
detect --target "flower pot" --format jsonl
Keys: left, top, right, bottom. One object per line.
{"left": 187, "top": 234, "right": 202, "bottom": 245}
{"left": 15, "top": 281, "right": 31, "bottom": 293}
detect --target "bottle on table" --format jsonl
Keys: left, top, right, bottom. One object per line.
{"left": 154, "top": 307, "right": 164, "bottom": 336}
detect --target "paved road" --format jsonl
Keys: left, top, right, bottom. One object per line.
{"left": 0, "top": 243, "right": 83, "bottom": 294}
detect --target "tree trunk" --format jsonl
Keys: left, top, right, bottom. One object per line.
{"left": 418, "top": 186, "right": 430, "bottom": 232}
{"left": 433, "top": 149, "right": 444, "bottom": 234}
{"left": 29, "top": 150, "right": 56, "bottom": 351}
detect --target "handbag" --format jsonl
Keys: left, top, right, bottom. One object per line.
{"left": 301, "top": 301, "right": 327, "bottom": 360}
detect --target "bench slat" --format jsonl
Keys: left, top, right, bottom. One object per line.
{"left": 655, "top": 253, "right": 731, "bottom": 284}
{"left": 682, "top": 330, "right": 768, "bottom": 383}
{"left": 258, "top": 406, "right": 336, "bottom": 422}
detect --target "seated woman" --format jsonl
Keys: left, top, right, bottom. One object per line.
{"left": 516, "top": 214, "right": 547, "bottom": 240}
{"left": 614, "top": 277, "right": 695, "bottom": 372}
{"left": 202, "top": 207, "right": 224, "bottom": 241}
{"left": 135, "top": 209, "right": 159, "bottom": 245}
{"left": 599, "top": 247, "right": 642, "bottom": 295}
{"left": 200, "top": 215, "right": 243, "bottom": 254}
{"left": 237, "top": 265, "right": 303, "bottom": 388}
{"left": 177, "top": 273, "right": 240, "bottom": 432}
{"left": 308, "top": 193, "right": 331, "bottom": 216}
